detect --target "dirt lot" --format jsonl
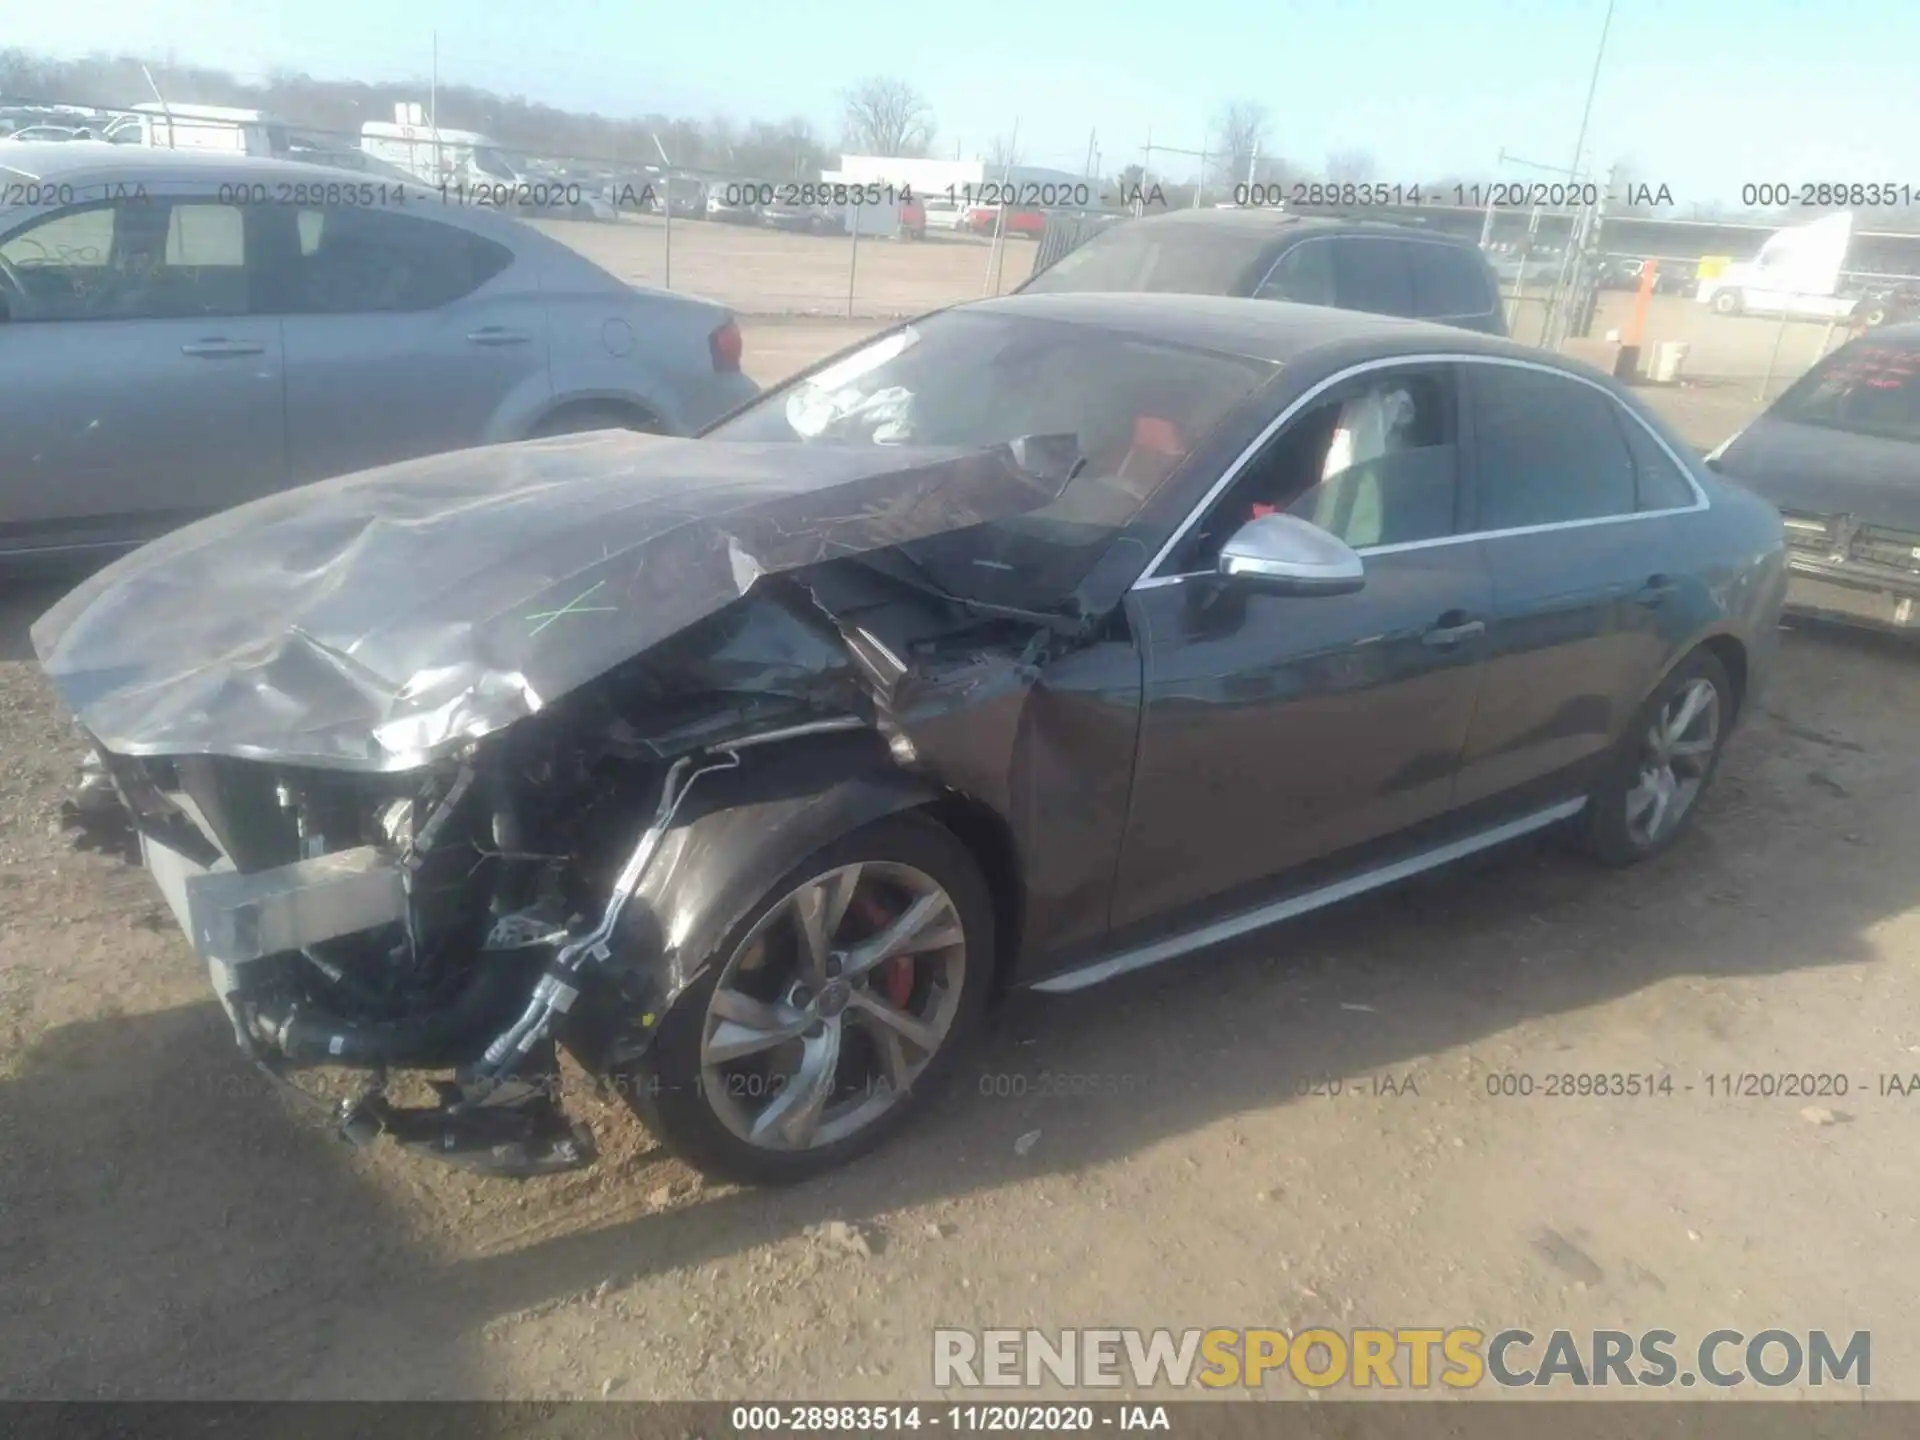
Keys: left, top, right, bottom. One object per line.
{"left": 4, "top": 332, "right": 1917, "bottom": 1404}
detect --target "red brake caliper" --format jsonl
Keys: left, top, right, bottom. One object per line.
{"left": 853, "top": 892, "right": 915, "bottom": 1007}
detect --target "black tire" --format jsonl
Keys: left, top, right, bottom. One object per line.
{"left": 627, "top": 812, "right": 995, "bottom": 1185}
{"left": 1711, "top": 289, "right": 1742, "bottom": 316}
{"left": 1578, "top": 649, "right": 1734, "bottom": 868}
{"left": 528, "top": 404, "right": 659, "bottom": 439}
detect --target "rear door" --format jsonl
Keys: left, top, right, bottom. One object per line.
{"left": 0, "top": 189, "right": 286, "bottom": 551}
{"left": 1451, "top": 360, "right": 1693, "bottom": 807}
{"left": 258, "top": 202, "right": 551, "bottom": 485}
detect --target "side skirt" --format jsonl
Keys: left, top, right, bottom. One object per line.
{"left": 1029, "top": 798, "right": 1587, "bottom": 995}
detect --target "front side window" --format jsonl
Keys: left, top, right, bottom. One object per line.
{"left": 708, "top": 310, "right": 1276, "bottom": 607}
{"left": 1768, "top": 337, "right": 1920, "bottom": 444}
{"left": 0, "top": 198, "right": 248, "bottom": 320}
{"left": 1167, "top": 365, "right": 1460, "bottom": 570}
{"left": 1469, "top": 364, "right": 1637, "bottom": 530}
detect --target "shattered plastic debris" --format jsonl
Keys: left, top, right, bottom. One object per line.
{"left": 32, "top": 433, "right": 1067, "bottom": 773}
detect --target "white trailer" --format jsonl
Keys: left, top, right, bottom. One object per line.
{"left": 1696, "top": 211, "right": 1861, "bottom": 321}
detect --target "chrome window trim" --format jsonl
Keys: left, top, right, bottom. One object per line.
{"left": 1131, "top": 351, "right": 1711, "bottom": 591}
{"left": 1251, "top": 233, "right": 1500, "bottom": 322}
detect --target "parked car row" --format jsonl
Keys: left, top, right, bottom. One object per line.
{"left": 0, "top": 145, "right": 758, "bottom": 562}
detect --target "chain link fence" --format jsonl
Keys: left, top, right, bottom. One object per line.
{"left": 0, "top": 96, "right": 1887, "bottom": 394}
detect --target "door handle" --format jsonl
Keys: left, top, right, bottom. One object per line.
{"left": 180, "top": 339, "right": 265, "bottom": 357}
{"left": 1422, "top": 616, "right": 1487, "bottom": 649}
{"left": 467, "top": 326, "right": 533, "bottom": 346}
{"left": 1634, "top": 574, "right": 1680, "bottom": 607}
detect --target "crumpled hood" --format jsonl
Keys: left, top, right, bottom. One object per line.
{"left": 33, "top": 431, "right": 1064, "bottom": 772}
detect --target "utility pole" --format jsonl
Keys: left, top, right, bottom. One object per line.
{"left": 430, "top": 31, "right": 440, "bottom": 181}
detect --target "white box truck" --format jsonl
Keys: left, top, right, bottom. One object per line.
{"left": 101, "top": 103, "right": 290, "bottom": 156}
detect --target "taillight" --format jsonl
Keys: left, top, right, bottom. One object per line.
{"left": 709, "top": 319, "right": 743, "bottom": 373}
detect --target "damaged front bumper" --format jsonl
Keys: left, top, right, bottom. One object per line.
{"left": 1781, "top": 512, "right": 1920, "bottom": 634}
{"left": 100, "top": 709, "right": 878, "bottom": 1179}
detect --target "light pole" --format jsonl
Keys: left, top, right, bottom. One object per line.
{"left": 1567, "top": 0, "right": 1617, "bottom": 188}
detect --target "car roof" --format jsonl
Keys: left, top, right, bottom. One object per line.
{"left": 1113, "top": 207, "right": 1477, "bottom": 246}
{"left": 0, "top": 142, "right": 400, "bottom": 191}
{"left": 964, "top": 290, "right": 1540, "bottom": 368}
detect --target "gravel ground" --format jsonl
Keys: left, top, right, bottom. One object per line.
{"left": 3, "top": 333, "right": 1914, "bottom": 1403}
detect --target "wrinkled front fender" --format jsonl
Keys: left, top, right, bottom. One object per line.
{"left": 559, "top": 732, "right": 942, "bottom": 1074}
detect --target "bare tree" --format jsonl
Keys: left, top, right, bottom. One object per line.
{"left": 1325, "top": 148, "right": 1377, "bottom": 184}
{"left": 840, "top": 76, "right": 935, "bottom": 157}
{"left": 1210, "top": 100, "right": 1269, "bottom": 188}
{"left": 986, "top": 133, "right": 1022, "bottom": 174}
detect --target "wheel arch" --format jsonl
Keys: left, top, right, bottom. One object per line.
{"left": 1636, "top": 628, "right": 1750, "bottom": 734}
{"left": 563, "top": 733, "right": 1021, "bottom": 1073}
{"left": 525, "top": 393, "right": 668, "bottom": 439}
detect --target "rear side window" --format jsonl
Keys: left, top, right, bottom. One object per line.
{"left": 1769, "top": 338, "right": 1920, "bottom": 444}
{"left": 1616, "top": 411, "right": 1698, "bottom": 510}
{"left": 276, "top": 206, "right": 513, "bottom": 313}
{"left": 1254, "top": 239, "right": 1336, "bottom": 306}
{"left": 1410, "top": 242, "right": 1495, "bottom": 318}
{"left": 1469, "top": 365, "right": 1637, "bottom": 529}
{"left": 1332, "top": 239, "right": 1415, "bottom": 317}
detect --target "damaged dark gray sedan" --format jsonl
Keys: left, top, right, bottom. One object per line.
{"left": 34, "top": 294, "right": 1789, "bottom": 1184}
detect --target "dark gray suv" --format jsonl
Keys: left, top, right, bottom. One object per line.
{"left": 1020, "top": 209, "right": 1508, "bottom": 336}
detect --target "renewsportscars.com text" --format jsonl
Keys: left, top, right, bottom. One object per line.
{"left": 933, "top": 1327, "right": 1871, "bottom": 1390}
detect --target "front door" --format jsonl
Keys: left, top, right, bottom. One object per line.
{"left": 0, "top": 193, "right": 286, "bottom": 552}
{"left": 1112, "top": 362, "right": 1493, "bottom": 930}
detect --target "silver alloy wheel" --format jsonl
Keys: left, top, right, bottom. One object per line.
{"left": 698, "top": 861, "right": 967, "bottom": 1152}
{"left": 1625, "top": 677, "right": 1720, "bottom": 848}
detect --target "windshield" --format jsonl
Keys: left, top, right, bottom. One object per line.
{"left": 707, "top": 309, "right": 1276, "bottom": 607}
{"left": 1770, "top": 337, "right": 1920, "bottom": 444}
{"left": 473, "top": 145, "right": 520, "bottom": 180}
{"left": 1021, "top": 223, "right": 1275, "bottom": 297}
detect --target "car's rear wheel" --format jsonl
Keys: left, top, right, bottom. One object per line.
{"left": 1578, "top": 649, "right": 1733, "bottom": 867}
{"left": 1711, "top": 289, "right": 1743, "bottom": 316}
{"left": 627, "top": 813, "right": 993, "bottom": 1184}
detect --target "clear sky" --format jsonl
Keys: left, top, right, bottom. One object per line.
{"left": 10, "top": 0, "right": 1917, "bottom": 204}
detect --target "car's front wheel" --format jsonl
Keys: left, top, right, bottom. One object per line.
{"left": 1579, "top": 649, "right": 1733, "bottom": 867}
{"left": 628, "top": 813, "right": 994, "bottom": 1184}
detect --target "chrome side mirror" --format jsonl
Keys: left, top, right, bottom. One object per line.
{"left": 1216, "top": 512, "right": 1365, "bottom": 597}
